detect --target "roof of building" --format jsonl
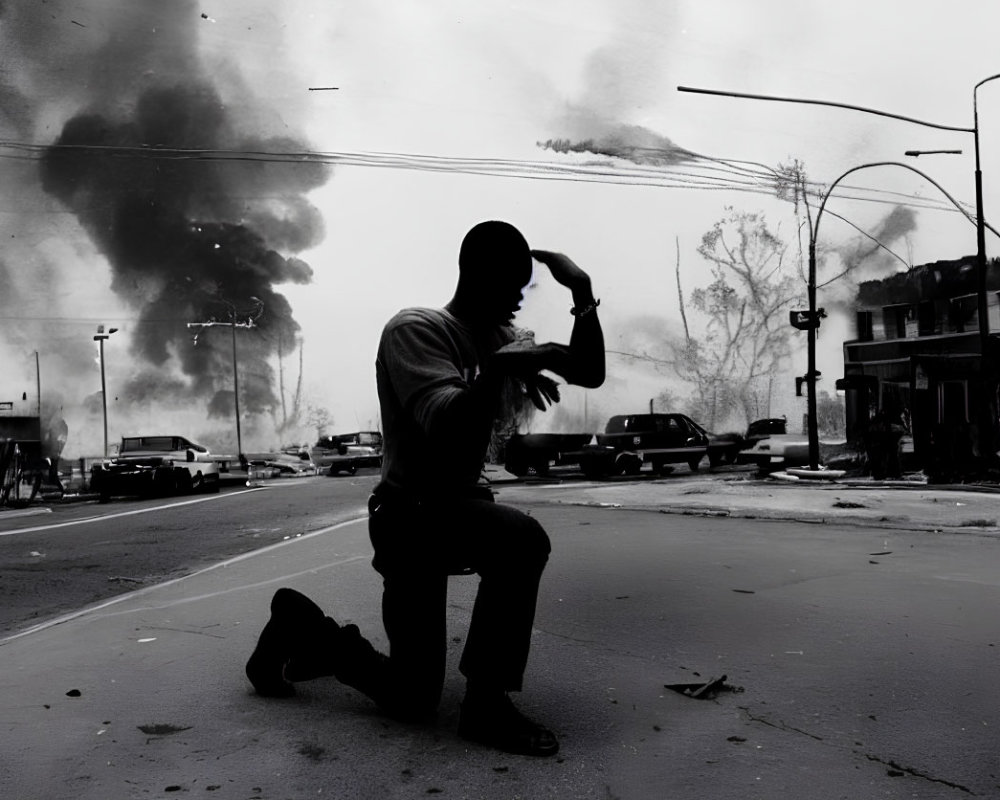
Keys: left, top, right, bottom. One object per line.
{"left": 856, "top": 255, "right": 1000, "bottom": 307}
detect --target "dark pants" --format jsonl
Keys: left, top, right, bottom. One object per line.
{"left": 367, "top": 488, "right": 551, "bottom": 717}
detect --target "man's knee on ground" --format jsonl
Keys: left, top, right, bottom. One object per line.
{"left": 497, "top": 514, "right": 551, "bottom": 573}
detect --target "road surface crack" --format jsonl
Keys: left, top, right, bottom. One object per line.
{"left": 739, "top": 706, "right": 824, "bottom": 741}
{"left": 861, "top": 753, "right": 975, "bottom": 795}
{"left": 740, "top": 706, "right": 975, "bottom": 794}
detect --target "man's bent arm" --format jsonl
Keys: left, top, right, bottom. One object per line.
{"left": 493, "top": 274, "right": 605, "bottom": 388}
{"left": 506, "top": 250, "right": 605, "bottom": 388}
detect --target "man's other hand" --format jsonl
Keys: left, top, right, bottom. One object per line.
{"left": 522, "top": 374, "right": 560, "bottom": 411}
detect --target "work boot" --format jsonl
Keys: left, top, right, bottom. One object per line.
{"left": 245, "top": 587, "right": 326, "bottom": 697}
{"left": 282, "top": 617, "right": 347, "bottom": 682}
{"left": 458, "top": 692, "right": 559, "bottom": 757}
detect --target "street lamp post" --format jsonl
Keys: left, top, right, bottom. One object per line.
{"left": 973, "top": 75, "right": 1000, "bottom": 367}
{"left": 93, "top": 325, "right": 118, "bottom": 458}
{"left": 678, "top": 79, "right": 998, "bottom": 469}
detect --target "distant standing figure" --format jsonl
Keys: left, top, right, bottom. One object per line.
{"left": 246, "top": 220, "right": 605, "bottom": 757}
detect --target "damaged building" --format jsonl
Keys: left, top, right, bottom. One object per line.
{"left": 839, "top": 255, "right": 1000, "bottom": 478}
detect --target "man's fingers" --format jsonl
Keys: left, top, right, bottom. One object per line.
{"left": 539, "top": 377, "right": 560, "bottom": 403}
{"left": 525, "top": 384, "right": 548, "bottom": 411}
{"left": 523, "top": 375, "right": 560, "bottom": 410}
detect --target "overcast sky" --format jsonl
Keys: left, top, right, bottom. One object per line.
{"left": 3, "top": 0, "right": 1000, "bottom": 455}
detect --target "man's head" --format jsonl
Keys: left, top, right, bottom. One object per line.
{"left": 455, "top": 220, "right": 532, "bottom": 326}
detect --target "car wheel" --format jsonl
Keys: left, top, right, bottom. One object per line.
{"left": 688, "top": 457, "right": 701, "bottom": 472}
{"left": 505, "top": 459, "right": 529, "bottom": 477}
{"left": 153, "top": 467, "right": 177, "bottom": 496}
{"left": 617, "top": 453, "right": 642, "bottom": 476}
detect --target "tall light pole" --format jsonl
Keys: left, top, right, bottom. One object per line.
{"left": 973, "top": 75, "right": 1000, "bottom": 367}
{"left": 93, "top": 325, "right": 118, "bottom": 458}
{"left": 812, "top": 161, "right": 982, "bottom": 468}
{"left": 678, "top": 80, "right": 999, "bottom": 469}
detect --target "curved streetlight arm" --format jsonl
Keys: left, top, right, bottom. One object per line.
{"left": 677, "top": 86, "right": 974, "bottom": 133}
{"left": 813, "top": 161, "right": 980, "bottom": 244}
{"left": 801, "top": 160, "right": 984, "bottom": 472}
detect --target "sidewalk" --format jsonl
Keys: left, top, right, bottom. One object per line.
{"left": 488, "top": 466, "right": 1000, "bottom": 535}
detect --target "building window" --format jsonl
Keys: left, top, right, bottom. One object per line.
{"left": 938, "top": 380, "right": 968, "bottom": 424}
{"left": 881, "top": 304, "right": 912, "bottom": 339}
{"left": 948, "top": 295, "right": 978, "bottom": 333}
{"left": 917, "top": 300, "right": 936, "bottom": 336}
{"left": 856, "top": 310, "right": 874, "bottom": 341}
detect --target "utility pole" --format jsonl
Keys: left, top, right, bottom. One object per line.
{"left": 93, "top": 326, "right": 118, "bottom": 458}
{"left": 35, "top": 351, "right": 42, "bottom": 442}
{"left": 187, "top": 297, "right": 263, "bottom": 463}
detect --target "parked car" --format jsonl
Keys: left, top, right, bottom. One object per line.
{"left": 503, "top": 432, "right": 595, "bottom": 477}
{"left": 90, "top": 435, "right": 221, "bottom": 502}
{"left": 707, "top": 417, "right": 787, "bottom": 467}
{"left": 577, "top": 413, "right": 709, "bottom": 479}
{"left": 247, "top": 450, "right": 318, "bottom": 477}
{"left": 312, "top": 431, "right": 384, "bottom": 476}
{"left": 737, "top": 426, "right": 853, "bottom": 473}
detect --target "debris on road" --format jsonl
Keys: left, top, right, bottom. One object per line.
{"left": 664, "top": 675, "right": 744, "bottom": 699}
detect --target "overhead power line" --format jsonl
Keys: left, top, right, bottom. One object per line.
{"left": 0, "top": 138, "right": 974, "bottom": 217}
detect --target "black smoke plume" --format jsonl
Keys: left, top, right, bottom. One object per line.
{"left": 37, "top": 42, "right": 328, "bottom": 423}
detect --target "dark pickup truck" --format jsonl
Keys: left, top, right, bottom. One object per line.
{"left": 578, "top": 413, "right": 709, "bottom": 478}
{"left": 503, "top": 413, "right": 711, "bottom": 479}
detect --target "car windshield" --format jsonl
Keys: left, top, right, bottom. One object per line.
{"left": 120, "top": 436, "right": 202, "bottom": 452}
{"left": 605, "top": 415, "right": 684, "bottom": 434}
{"left": 122, "top": 437, "right": 178, "bottom": 451}
{"left": 747, "top": 419, "right": 786, "bottom": 437}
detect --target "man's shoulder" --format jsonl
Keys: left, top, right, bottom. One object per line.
{"left": 386, "top": 306, "right": 447, "bottom": 326}
{"left": 383, "top": 307, "right": 462, "bottom": 337}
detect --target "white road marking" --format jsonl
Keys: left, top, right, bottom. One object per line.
{"left": 0, "top": 487, "right": 268, "bottom": 537}
{"left": 0, "top": 515, "right": 368, "bottom": 643}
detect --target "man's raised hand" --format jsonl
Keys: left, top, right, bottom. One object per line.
{"left": 530, "top": 250, "right": 592, "bottom": 296}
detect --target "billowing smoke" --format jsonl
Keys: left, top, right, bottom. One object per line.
{"left": 825, "top": 204, "right": 918, "bottom": 308}
{"left": 39, "top": 87, "right": 326, "bottom": 414}
{"left": 540, "top": 120, "right": 695, "bottom": 167}
{"left": 1, "top": 2, "right": 330, "bottom": 453}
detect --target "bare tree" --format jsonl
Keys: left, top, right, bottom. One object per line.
{"left": 305, "top": 404, "right": 334, "bottom": 439}
{"left": 673, "top": 207, "right": 804, "bottom": 430}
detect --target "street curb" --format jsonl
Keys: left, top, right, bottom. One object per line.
{"left": 535, "top": 498, "right": 1000, "bottom": 535}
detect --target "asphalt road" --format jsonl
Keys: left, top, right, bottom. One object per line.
{"left": 4, "top": 494, "right": 998, "bottom": 798}
{"left": 0, "top": 461, "right": 735, "bottom": 638}
{"left": 0, "top": 471, "right": 380, "bottom": 636}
